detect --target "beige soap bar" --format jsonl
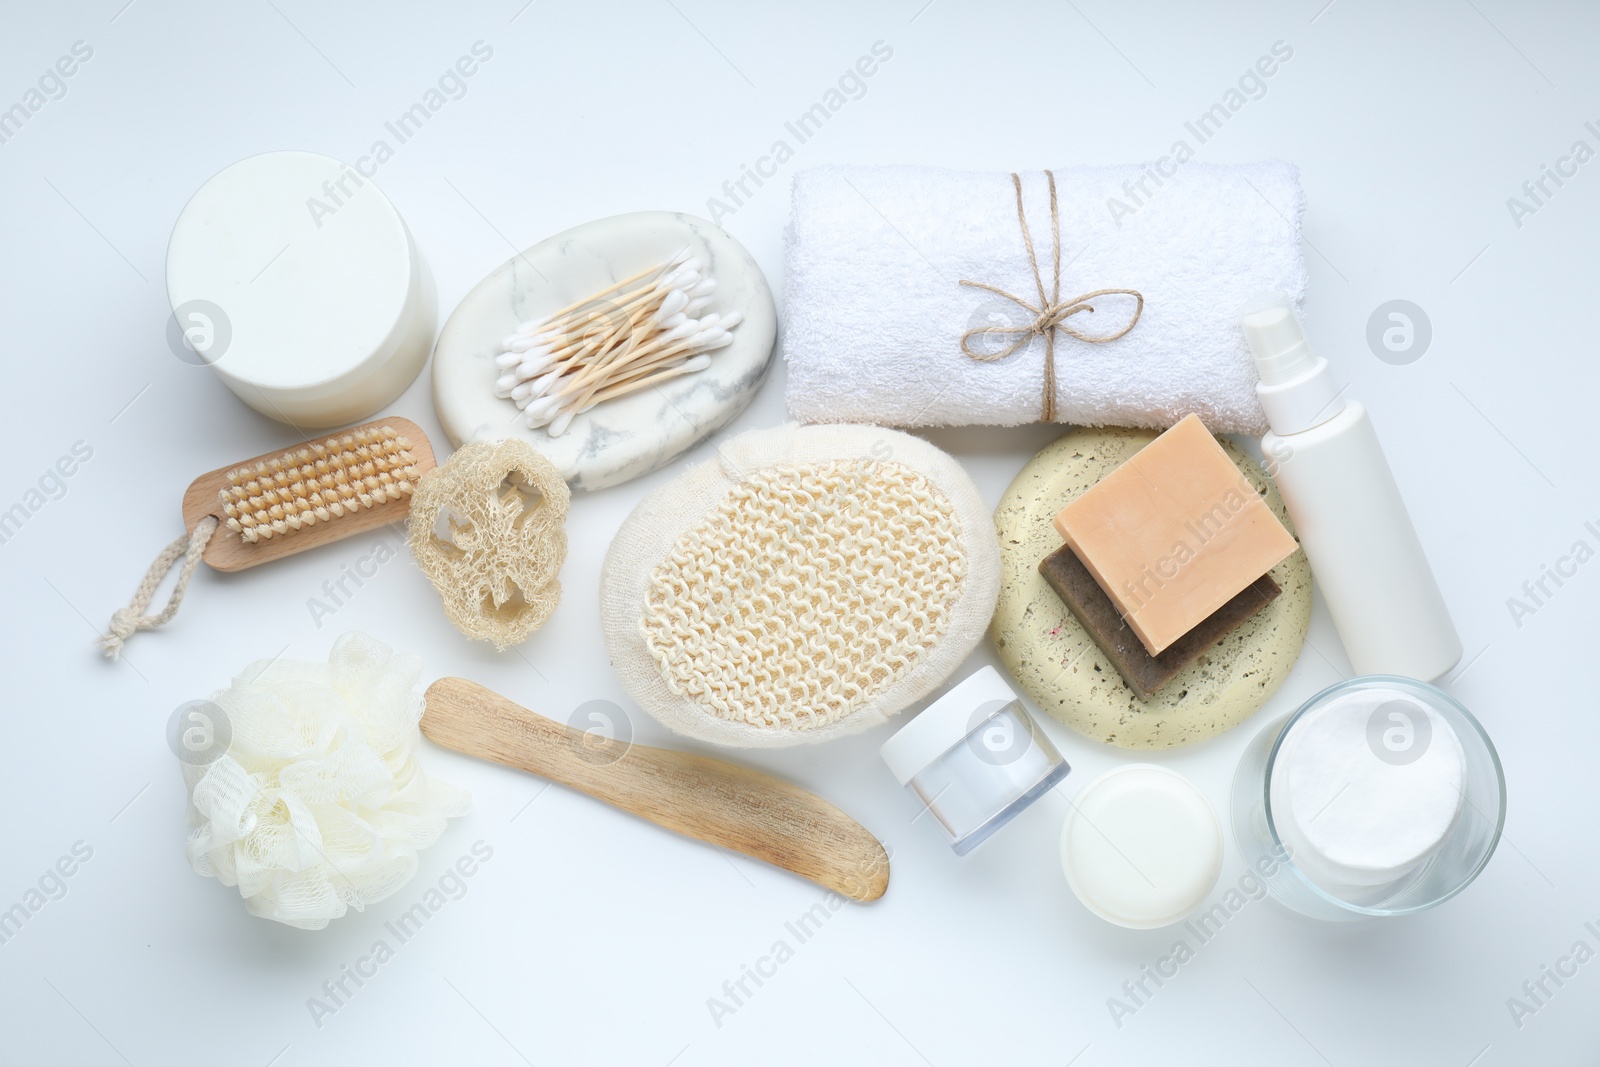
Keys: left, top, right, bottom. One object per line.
{"left": 1052, "top": 413, "right": 1298, "bottom": 655}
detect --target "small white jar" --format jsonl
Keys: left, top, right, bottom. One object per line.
{"left": 1060, "top": 764, "right": 1223, "bottom": 929}
{"left": 880, "top": 666, "right": 1071, "bottom": 855}
{"left": 166, "top": 151, "right": 436, "bottom": 428}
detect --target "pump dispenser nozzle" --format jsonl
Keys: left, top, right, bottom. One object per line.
{"left": 1238, "top": 294, "right": 1342, "bottom": 434}
{"left": 1241, "top": 293, "right": 1317, "bottom": 385}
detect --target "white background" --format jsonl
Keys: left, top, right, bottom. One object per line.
{"left": 2, "top": 1, "right": 1596, "bottom": 1064}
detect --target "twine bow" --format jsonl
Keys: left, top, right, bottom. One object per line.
{"left": 959, "top": 170, "right": 1144, "bottom": 422}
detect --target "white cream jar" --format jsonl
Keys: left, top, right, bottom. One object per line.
{"left": 880, "top": 667, "right": 1071, "bottom": 855}
{"left": 166, "top": 151, "right": 435, "bottom": 428}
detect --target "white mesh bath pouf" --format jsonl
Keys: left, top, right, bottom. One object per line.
{"left": 601, "top": 423, "right": 1001, "bottom": 747}
{"left": 177, "top": 631, "right": 470, "bottom": 929}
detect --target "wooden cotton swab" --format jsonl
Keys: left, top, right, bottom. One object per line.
{"left": 507, "top": 258, "right": 699, "bottom": 346}
{"left": 506, "top": 250, "right": 691, "bottom": 336}
{"left": 494, "top": 252, "right": 733, "bottom": 435}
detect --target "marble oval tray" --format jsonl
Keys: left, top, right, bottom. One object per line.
{"left": 432, "top": 211, "right": 777, "bottom": 491}
{"left": 991, "top": 427, "right": 1312, "bottom": 749}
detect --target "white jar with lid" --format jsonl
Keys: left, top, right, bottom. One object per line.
{"left": 166, "top": 151, "right": 436, "bottom": 428}
{"left": 880, "top": 666, "right": 1071, "bottom": 855}
{"left": 1060, "top": 764, "right": 1224, "bottom": 929}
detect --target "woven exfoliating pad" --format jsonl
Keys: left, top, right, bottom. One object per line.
{"left": 602, "top": 423, "right": 1000, "bottom": 747}
{"left": 991, "top": 427, "right": 1311, "bottom": 749}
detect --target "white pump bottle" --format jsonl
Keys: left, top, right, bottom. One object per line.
{"left": 1239, "top": 296, "right": 1461, "bottom": 681}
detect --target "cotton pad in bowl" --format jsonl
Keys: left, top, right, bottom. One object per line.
{"left": 601, "top": 423, "right": 1000, "bottom": 747}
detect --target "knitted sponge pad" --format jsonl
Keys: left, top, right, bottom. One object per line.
{"left": 604, "top": 424, "right": 999, "bottom": 747}
{"left": 643, "top": 458, "right": 968, "bottom": 730}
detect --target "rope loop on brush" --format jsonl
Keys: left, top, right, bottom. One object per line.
{"left": 101, "top": 516, "right": 218, "bottom": 659}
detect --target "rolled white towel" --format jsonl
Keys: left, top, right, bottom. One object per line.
{"left": 782, "top": 162, "right": 1308, "bottom": 434}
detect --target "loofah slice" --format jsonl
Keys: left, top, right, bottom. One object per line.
{"left": 603, "top": 423, "right": 1000, "bottom": 747}
{"left": 408, "top": 439, "right": 570, "bottom": 650}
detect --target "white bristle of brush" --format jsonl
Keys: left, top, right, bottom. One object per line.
{"left": 217, "top": 425, "right": 419, "bottom": 544}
